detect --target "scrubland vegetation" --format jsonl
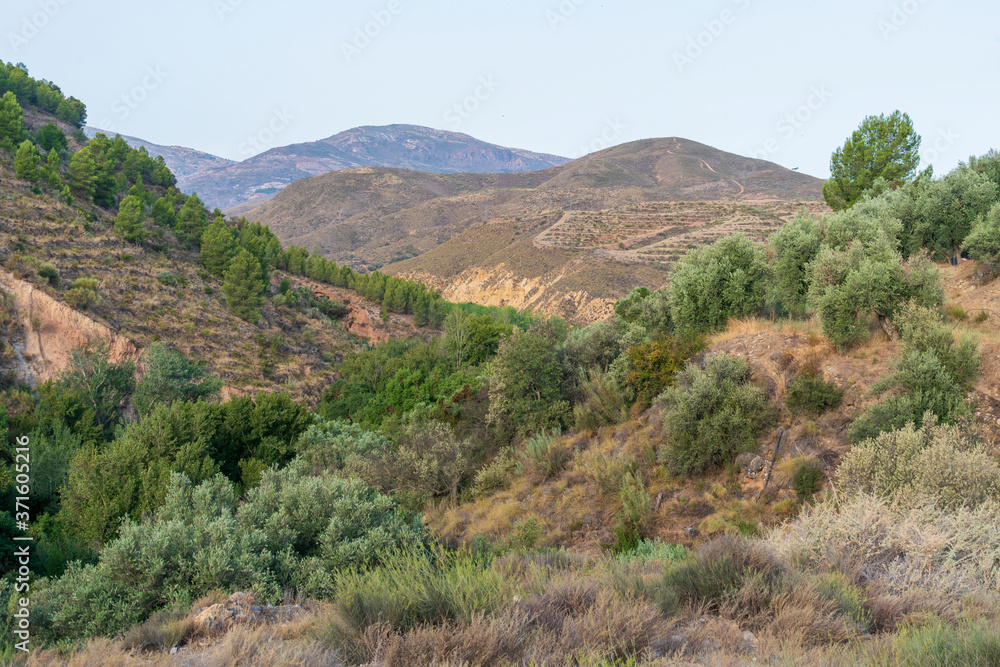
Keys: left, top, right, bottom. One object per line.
{"left": 2, "top": 66, "right": 1000, "bottom": 664}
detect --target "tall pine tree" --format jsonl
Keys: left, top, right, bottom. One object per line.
{"left": 175, "top": 193, "right": 210, "bottom": 248}
{"left": 222, "top": 248, "right": 265, "bottom": 322}
{"left": 0, "top": 92, "right": 27, "bottom": 152}
{"left": 13, "top": 140, "right": 39, "bottom": 182}
{"left": 114, "top": 195, "right": 147, "bottom": 243}
{"left": 201, "top": 216, "right": 238, "bottom": 276}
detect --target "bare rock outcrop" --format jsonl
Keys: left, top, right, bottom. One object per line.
{"left": 0, "top": 269, "right": 139, "bottom": 385}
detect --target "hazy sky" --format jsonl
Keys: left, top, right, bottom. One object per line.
{"left": 5, "top": 0, "right": 997, "bottom": 177}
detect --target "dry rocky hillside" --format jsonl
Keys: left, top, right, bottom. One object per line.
{"left": 244, "top": 138, "right": 825, "bottom": 322}
{"left": 0, "top": 166, "right": 427, "bottom": 404}
{"left": 430, "top": 262, "right": 1000, "bottom": 554}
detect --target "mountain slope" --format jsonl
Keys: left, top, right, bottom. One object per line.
{"left": 243, "top": 138, "right": 826, "bottom": 321}
{"left": 84, "top": 127, "right": 235, "bottom": 180}
{"left": 177, "top": 124, "right": 570, "bottom": 210}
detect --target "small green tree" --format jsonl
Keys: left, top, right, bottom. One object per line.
{"left": 222, "top": 248, "right": 265, "bottom": 322}
{"left": 35, "top": 123, "right": 67, "bottom": 152}
{"left": 963, "top": 202, "right": 1000, "bottom": 274}
{"left": 823, "top": 111, "right": 921, "bottom": 211}
{"left": 58, "top": 342, "right": 137, "bottom": 440}
{"left": 658, "top": 354, "right": 776, "bottom": 476}
{"left": 487, "top": 323, "right": 570, "bottom": 438}
{"left": 919, "top": 168, "right": 998, "bottom": 262}
{"left": 68, "top": 147, "right": 98, "bottom": 199}
{"left": 668, "top": 233, "right": 768, "bottom": 335}
{"left": 0, "top": 91, "right": 27, "bottom": 151}
{"left": 42, "top": 148, "right": 62, "bottom": 188}
{"left": 767, "top": 213, "right": 824, "bottom": 316}
{"left": 131, "top": 344, "right": 223, "bottom": 418}
{"left": 14, "top": 139, "right": 40, "bottom": 182}
{"left": 200, "top": 216, "right": 239, "bottom": 276}
{"left": 174, "top": 193, "right": 210, "bottom": 248}
{"left": 808, "top": 234, "right": 942, "bottom": 349}
{"left": 113, "top": 195, "right": 147, "bottom": 243}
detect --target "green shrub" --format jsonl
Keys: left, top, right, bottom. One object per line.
{"left": 334, "top": 548, "right": 518, "bottom": 633}
{"left": 507, "top": 517, "right": 543, "bottom": 551}
{"left": 37, "top": 263, "right": 59, "bottom": 286}
{"left": 625, "top": 333, "right": 704, "bottom": 407}
{"left": 614, "top": 539, "right": 688, "bottom": 564}
{"left": 784, "top": 372, "right": 843, "bottom": 415}
{"left": 612, "top": 472, "right": 651, "bottom": 554}
{"left": 668, "top": 233, "right": 768, "bottom": 335}
{"left": 649, "top": 537, "right": 782, "bottom": 615}
{"left": 293, "top": 420, "right": 391, "bottom": 477}
{"left": 658, "top": 354, "right": 777, "bottom": 476}
{"left": 65, "top": 277, "right": 98, "bottom": 309}
{"left": 520, "top": 428, "right": 570, "bottom": 481}
{"left": 963, "top": 201, "right": 1000, "bottom": 276}
{"left": 34, "top": 468, "right": 421, "bottom": 643}
{"left": 767, "top": 213, "right": 824, "bottom": 316}
{"left": 157, "top": 271, "right": 178, "bottom": 286}
{"left": 131, "top": 344, "right": 222, "bottom": 418}
{"left": 839, "top": 417, "right": 1000, "bottom": 509}
{"left": 470, "top": 451, "right": 519, "bottom": 498}
{"left": 850, "top": 303, "right": 979, "bottom": 442}
{"left": 574, "top": 367, "right": 630, "bottom": 433}
{"left": 847, "top": 395, "right": 915, "bottom": 443}
{"left": 882, "top": 618, "right": 1000, "bottom": 666}
{"left": 582, "top": 449, "right": 637, "bottom": 498}
{"left": 790, "top": 459, "right": 823, "bottom": 499}
{"left": 816, "top": 572, "right": 872, "bottom": 632}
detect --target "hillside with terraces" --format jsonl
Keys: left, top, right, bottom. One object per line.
{"left": 242, "top": 138, "right": 825, "bottom": 321}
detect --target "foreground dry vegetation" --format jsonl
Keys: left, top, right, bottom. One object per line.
{"left": 16, "top": 494, "right": 1000, "bottom": 665}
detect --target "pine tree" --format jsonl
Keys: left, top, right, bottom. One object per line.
{"left": 222, "top": 249, "right": 265, "bottom": 322}
{"left": 114, "top": 195, "right": 147, "bottom": 243}
{"left": 201, "top": 216, "right": 238, "bottom": 276}
{"left": 43, "top": 148, "right": 62, "bottom": 188}
{"left": 175, "top": 193, "right": 210, "bottom": 248}
{"left": 0, "top": 92, "right": 27, "bottom": 152}
{"left": 14, "top": 140, "right": 39, "bottom": 182}
{"left": 68, "top": 147, "right": 98, "bottom": 199}
{"left": 151, "top": 196, "right": 176, "bottom": 227}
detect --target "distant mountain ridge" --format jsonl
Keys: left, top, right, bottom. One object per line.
{"left": 200, "top": 124, "right": 570, "bottom": 211}
{"left": 89, "top": 125, "right": 569, "bottom": 211}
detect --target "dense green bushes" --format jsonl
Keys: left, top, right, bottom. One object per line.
{"left": 667, "top": 233, "right": 768, "bottom": 335}
{"left": 849, "top": 302, "right": 979, "bottom": 442}
{"left": 657, "top": 354, "right": 776, "bottom": 476}
{"left": 32, "top": 468, "right": 421, "bottom": 642}
{"left": 839, "top": 417, "right": 1000, "bottom": 509}
{"left": 784, "top": 370, "right": 843, "bottom": 415}
{"left": 963, "top": 202, "right": 1000, "bottom": 277}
